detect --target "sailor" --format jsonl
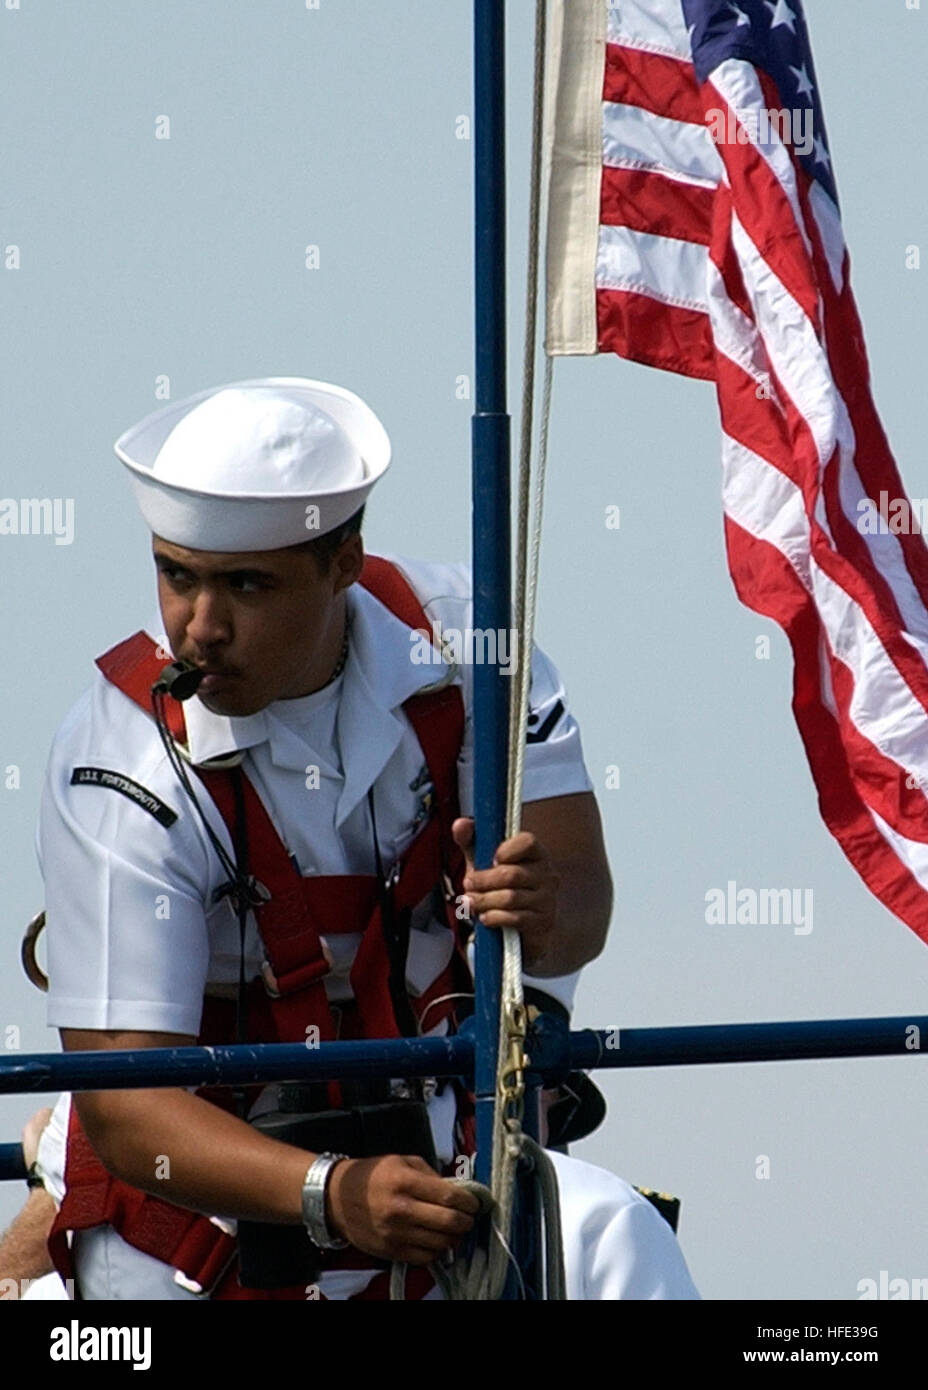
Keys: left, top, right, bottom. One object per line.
{"left": 35, "top": 378, "right": 699, "bottom": 1300}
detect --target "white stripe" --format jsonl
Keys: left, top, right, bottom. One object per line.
{"left": 706, "top": 257, "right": 785, "bottom": 408}
{"left": 603, "top": 100, "right": 722, "bottom": 187}
{"left": 731, "top": 212, "right": 836, "bottom": 470}
{"left": 544, "top": 0, "right": 608, "bottom": 355}
{"left": 607, "top": 0, "right": 693, "bottom": 61}
{"left": 596, "top": 224, "right": 709, "bottom": 311}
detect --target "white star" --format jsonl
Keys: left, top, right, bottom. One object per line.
{"left": 790, "top": 62, "right": 814, "bottom": 99}
{"left": 728, "top": 3, "right": 751, "bottom": 26}
{"left": 813, "top": 135, "right": 831, "bottom": 170}
{"left": 763, "top": 0, "right": 798, "bottom": 32}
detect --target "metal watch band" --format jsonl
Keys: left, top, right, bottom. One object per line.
{"left": 301, "top": 1152, "right": 350, "bottom": 1250}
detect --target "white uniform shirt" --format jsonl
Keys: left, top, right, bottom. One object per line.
{"left": 38, "top": 555, "right": 594, "bottom": 1039}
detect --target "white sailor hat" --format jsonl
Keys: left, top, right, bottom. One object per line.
{"left": 115, "top": 377, "right": 391, "bottom": 551}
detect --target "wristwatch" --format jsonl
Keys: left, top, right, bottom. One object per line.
{"left": 25, "top": 1161, "right": 45, "bottom": 1191}
{"left": 301, "top": 1152, "right": 350, "bottom": 1250}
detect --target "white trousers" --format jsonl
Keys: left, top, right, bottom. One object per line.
{"left": 66, "top": 1153, "right": 698, "bottom": 1301}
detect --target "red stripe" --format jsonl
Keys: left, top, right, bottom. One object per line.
{"left": 712, "top": 353, "right": 806, "bottom": 495}
{"left": 601, "top": 166, "right": 713, "bottom": 246}
{"left": 603, "top": 42, "right": 704, "bottom": 126}
{"left": 596, "top": 287, "right": 716, "bottom": 380}
{"left": 724, "top": 515, "right": 928, "bottom": 943}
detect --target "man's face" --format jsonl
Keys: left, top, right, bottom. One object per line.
{"left": 154, "top": 534, "right": 361, "bottom": 717}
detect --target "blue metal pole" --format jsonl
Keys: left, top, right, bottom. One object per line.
{"left": 471, "top": 0, "right": 511, "bottom": 1189}
{"left": 566, "top": 1016, "right": 928, "bottom": 1069}
{"left": 0, "top": 1036, "right": 473, "bottom": 1095}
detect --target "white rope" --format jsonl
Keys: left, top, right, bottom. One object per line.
{"left": 484, "top": 0, "right": 564, "bottom": 1301}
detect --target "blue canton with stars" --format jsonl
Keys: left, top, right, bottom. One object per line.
{"left": 680, "top": 0, "right": 838, "bottom": 206}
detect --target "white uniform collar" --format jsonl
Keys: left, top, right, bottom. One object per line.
{"left": 151, "top": 579, "right": 457, "bottom": 824}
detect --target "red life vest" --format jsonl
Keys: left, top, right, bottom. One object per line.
{"left": 48, "top": 556, "right": 475, "bottom": 1300}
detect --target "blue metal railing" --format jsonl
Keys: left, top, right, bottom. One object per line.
{"left": 3, "top": 1015, "right": 925, "bottom": 1180}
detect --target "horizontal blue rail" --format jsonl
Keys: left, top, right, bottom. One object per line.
{"left": 1, "top": 1017, "right": 925, "bottom": 1180}
{"left": 565, "top": 1015, "right": 928, "bottom": 1068}
{"left": 0, "top": 1014, "right": 922, "bottom": 1096}
{"left": 0, "top": 1016, "right": 923, "bottom": 1099}
{"left": 0, "top": 1035, "right": 473, "bottom": 1097}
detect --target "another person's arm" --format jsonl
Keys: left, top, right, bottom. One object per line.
{"left": 0, "top": 1106, "right": 57, "bottom": 1289}
{"left": 0, "top": 1192, "right": 58, "bottom": 1289}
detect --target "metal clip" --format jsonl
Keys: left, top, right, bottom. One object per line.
{"left": 244, "top": 876, "right": 272, "bottom": 907}
{"left": 213, "top": 876, "right": 271, "bottom": 915}
{"left": 498, "top": 1001, "right": 528, "bottom": 1114}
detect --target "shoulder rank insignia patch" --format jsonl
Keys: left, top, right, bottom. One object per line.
{"left": 526, "top": 698, "right": 565, "bottom": 744}
{"left": 70, "top": 767, "right": 178, "bottom": 828}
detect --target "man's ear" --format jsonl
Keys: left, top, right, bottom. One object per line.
{"left": 332, "top": 532, "right": 364, "bottom": 593}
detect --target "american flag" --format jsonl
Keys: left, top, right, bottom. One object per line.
{"left": 545, "top": 0, "right": 928, "bottom": 943}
